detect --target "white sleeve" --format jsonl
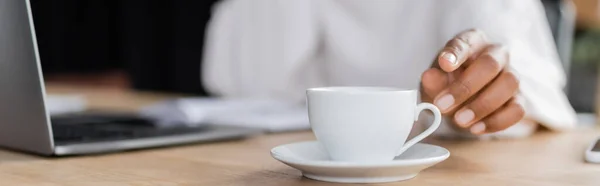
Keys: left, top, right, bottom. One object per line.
{"left": 201, "top": 0, "right": 324, "bottom": 102}
{"left": 422, "top": 0, "right": 577, "bottom": 138}
{"left": 493, "top": 0, "right": 578, "bottom": 131}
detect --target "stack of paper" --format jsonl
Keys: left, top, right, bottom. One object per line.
{"left": 45, "top": 94, "right": 87, "bottom": 115}
{"left": 139, "top": 98, "right": 310, "bottom": 132}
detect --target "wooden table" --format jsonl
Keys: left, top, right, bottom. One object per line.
{"left": 1, "top": 83, "right": 600, "bottom": 185}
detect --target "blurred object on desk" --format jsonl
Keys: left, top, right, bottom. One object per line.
{"left": 140, "top": 98, "right": 309, "bottom": 132}
{"left": 45, "top": 94, "right": 87, "bottom": 115}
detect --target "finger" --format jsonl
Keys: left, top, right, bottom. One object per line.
{"left": 437, "top": 29, "right": 489, "bottom": 72}
{"left": 433, "top": 45, "right": 508, "bottom": 113}
{"left": 453, "top": 71, "right": 519, "bottom": 128}
{"left": 421, "top": 68, "right": 449, "bottom": 100}
{"left": 469, "top": 98, "right": 525, "bottom": 134}
{"left": 448, "top": 66, "right": 465, "bottom": 83}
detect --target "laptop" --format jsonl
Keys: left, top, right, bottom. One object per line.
{"left": 0, "top": 0, "right": 260, "bottom": 156}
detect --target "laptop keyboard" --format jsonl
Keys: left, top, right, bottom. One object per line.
{"left": 51, "top": 113, "right": 209, "bottom": 145}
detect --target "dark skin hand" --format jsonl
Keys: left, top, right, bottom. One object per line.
{"left": 420, "top": 29, "right": 526, "bottom": 135}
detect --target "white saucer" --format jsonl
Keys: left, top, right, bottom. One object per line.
{"left": 270, "top": 141, "right": 449, "bottom": 183}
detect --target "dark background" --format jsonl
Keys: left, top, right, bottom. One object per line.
{"left": 30, "top": 0, "right": 219, "bottom": 95}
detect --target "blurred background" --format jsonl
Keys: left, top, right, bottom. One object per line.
{"left": 31, "top": 0, "right": 218, "bottom": 96}
{"left": 27, "top": 0, "right": 600, "bottom": 116}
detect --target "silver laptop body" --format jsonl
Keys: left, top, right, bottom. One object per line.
{"left": 0, "top": 0, "right": 259, "bottom": 156}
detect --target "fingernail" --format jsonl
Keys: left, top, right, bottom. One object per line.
{"left": 440, "top": 52, "right": 457, "bottom": 65}
{"left": 434, "top": 94, "right": 454, "bottom": 111}
{"left": 455, "top": 109, "right": 475, "bottom": 126}
{"left": 470, "top": 122, "right": 486, "bottom": 134}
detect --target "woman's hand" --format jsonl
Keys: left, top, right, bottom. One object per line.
{"left": 420, "top": 29, "right": 525, "bottom": 135}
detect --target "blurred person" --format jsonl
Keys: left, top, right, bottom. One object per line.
{"left": 201, "top": 0, "right": 577, "bottom": 139}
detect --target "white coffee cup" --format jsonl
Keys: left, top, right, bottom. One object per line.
{"left": 306, "top": 87, "right": 441, "bottom": 162}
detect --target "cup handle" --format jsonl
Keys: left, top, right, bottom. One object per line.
{"left": 395, "top": 103, "right": 442, "bottom": 156}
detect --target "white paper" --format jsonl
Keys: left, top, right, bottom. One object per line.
{"left": 45, "top": 94, "right": 87, "bottom": 115}
{"left": 139, "top": 98, "right": 310, "bottom": 132}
